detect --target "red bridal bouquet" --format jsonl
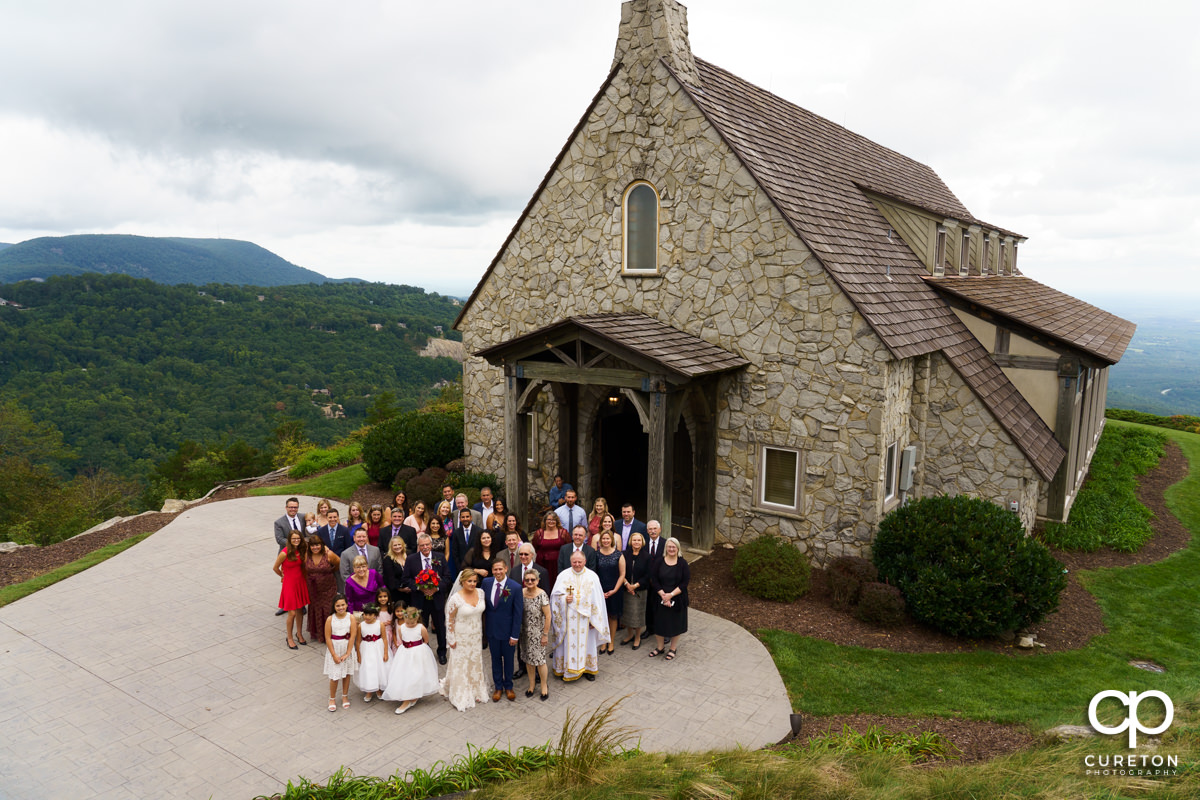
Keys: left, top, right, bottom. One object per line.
{"left": 416, "top": 569, "right": 440, "bottom": 596}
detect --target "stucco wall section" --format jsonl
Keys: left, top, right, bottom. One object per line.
{"left": 919, "top": 353, "right": 1040, "bottom": 529}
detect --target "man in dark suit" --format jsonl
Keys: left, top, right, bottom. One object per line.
{"left": 618, "top": 504, "right": 649, "bottom": 550}
{"left": 482, "top": 560, "right": 523, "bottom": 701}
{"left": 558, "top": 525, "right": 598, "bottom": 574}
{"left": 450, "top": 508, "right": 479, "bottom": 569}
{"left": 512, "top": 541, "right": 549, "bottom": 683}
{"left": 516, "top": 543, "right": 550, "bottom": 593}
{"left": 273, "top": 497, "right": 303, "bottom": 615}
{"left": 472, "top": 486, "right": 495, "bottom": 524}
{"left": 644, "top": 519, "right": 665, "bottom": 560}
{"left": 318, "top": 509, "right": 352, "bottom": 554}
{"left": 403, "top": 533, "right": 449, "bottom": 664}
{"left": 379, "top": 517, "right": 417, "bottom": 559}
{"left": 339, "top": 529, "right": 382, "bottom": 583}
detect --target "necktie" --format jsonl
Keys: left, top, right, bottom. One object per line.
{"left": 358, "top": 547, "right": 366, "bottom": 559}
{"left": 650, "top": 540, "right": 656, "bottom": 556}
{"left": 291, "top": 517, "right": 298, "bottom": 531}
{"left": 510, "top": 553, "right": 516, "bottom": 571}
{"left": 424, "top": 556, "right": 431, "bottom": 571}
{"left": 493, "top": 582, "right": 501, "bottom": 606}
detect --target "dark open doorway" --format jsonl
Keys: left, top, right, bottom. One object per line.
{"left": 595, "top": 393, "right": 647, "bottom": 516}
{"left": 671, "top": 417, "right": 693, "bottom": 543}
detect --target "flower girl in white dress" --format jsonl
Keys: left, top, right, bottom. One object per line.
{"left": 354, "top": 605, "right": 389, "bottom": 702}
{"left": 382, "top": 606, "right": 441, "bottom": 714}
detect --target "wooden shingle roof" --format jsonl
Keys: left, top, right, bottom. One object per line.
{"left": 475, "top": 313, "right": 749, "bottom": 380}
{"left": 675, "top": 58, "right": 1064, "bottom": 480}
{"left": 926, "top": 276, "right": 1136, "bottom": 365}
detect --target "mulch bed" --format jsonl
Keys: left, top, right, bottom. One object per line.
{"left": 0, "top": 441, "right": 1189, "bottom": 765}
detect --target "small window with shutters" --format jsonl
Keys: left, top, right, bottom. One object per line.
{"left": 622, "top": 181, "right": 659, "bottom": 274}
{"left": 758, "top": 446, "right": 801, "bottom": 513}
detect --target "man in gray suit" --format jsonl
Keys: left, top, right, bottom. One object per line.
{"left": 273, "top": 497, "right": 303, "bottom": 551}
{"left": 339, "top": 528, "right": 382, "bottom": 584}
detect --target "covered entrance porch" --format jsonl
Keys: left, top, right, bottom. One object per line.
{"left": 475, "top": 313, "right": 747, "bottom": 550}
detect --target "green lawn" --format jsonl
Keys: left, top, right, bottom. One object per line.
{"left": 765, "top": 421, "right": 1200, "bottom": 731}
{"left": 248, "top": 463, "right": 372, "bottom": 501}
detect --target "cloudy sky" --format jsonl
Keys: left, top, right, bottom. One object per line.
{"left": 1, "top": 0, "right": 1196, "bottom": 309}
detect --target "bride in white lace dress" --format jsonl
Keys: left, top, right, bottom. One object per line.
{"left": 439, "top": 569, "right": 490, "bottom": 711}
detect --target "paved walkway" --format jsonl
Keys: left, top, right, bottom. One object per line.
{"left": 0, "top": 496, "right": 791, "bottom": 799}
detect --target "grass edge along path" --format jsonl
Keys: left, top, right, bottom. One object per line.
{"left": 763, "top": 422, "right": 1200, "bottom": 731}
{"left": 0, "top": 531, "right": 154, "bottom": 608}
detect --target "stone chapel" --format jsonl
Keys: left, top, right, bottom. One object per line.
{"left": 453, "top": 0, "right": 1134, "bottom": 563}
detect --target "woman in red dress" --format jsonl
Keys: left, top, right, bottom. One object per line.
{"left": 531, "top": 511, "right": 568, "bottom": 586}
{"left": 364, "top": 505, "right": 385, "bottom": 547}
{"left": 274, "top": 529, "right": 310, "bottom": 649}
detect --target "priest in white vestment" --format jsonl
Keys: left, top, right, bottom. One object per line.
{"left": 550, "top": 550, "right": 610, "bottom": 681}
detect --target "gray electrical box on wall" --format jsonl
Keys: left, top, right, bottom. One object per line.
{"left": 898, "top": 445, "right": 917, "bottom": 492}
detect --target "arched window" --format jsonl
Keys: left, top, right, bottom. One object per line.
{"left": 623, "top": 181, "right": 659, "bottom": 274}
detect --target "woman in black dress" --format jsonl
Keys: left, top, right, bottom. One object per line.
{"left": 620, "top": 531, "right": 650, "bottom": 649}
{"left": 594, "top": 529, "right": 626, "bottom": 655}
{"left": 648, "top": 537, "right": 689, "bottom": 661}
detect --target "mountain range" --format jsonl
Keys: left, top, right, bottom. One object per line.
{"left": 0, "top": 234, "right": 346, "bottom": 286}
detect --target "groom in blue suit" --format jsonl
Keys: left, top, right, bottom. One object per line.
{"left": 483, "top": 560, "right": 523, "bottom": 701}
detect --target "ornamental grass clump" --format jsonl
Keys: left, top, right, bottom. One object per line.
{"left": 873, "top": 495, "right": 1066, "bottom": 638}
{"left": 732, "top": 534, "right": 811, "bottom": 602}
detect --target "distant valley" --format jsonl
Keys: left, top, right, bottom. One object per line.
{"left": 1106, "top": 311, "right": 1200, "bottom": 416}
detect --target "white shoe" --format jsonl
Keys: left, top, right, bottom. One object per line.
{"left": 363, "top": 693, "right": 372, "bottom": 702}
{"left": 395, "top": 702, "right": 412, "bottom": 714}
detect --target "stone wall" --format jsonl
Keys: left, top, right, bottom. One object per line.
{"left": 458, "top": 50, "right": 904, "bottom": 564}
{"left": 918, "top": 353, "right": 1040, "bottom": 530}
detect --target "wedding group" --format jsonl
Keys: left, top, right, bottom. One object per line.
{"left": 270, "top": 481, "right": 691, "bottom": 713}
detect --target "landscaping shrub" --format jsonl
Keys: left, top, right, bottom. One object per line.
{"left": 732, "top": 534, "right": 810, "bottom": 602}
{"left": 828, "top": 555, "right": 878, "bottom": 610}
{"left": 288, "top": 441, "right": 362, "bottom": 479}
{"left": 361, "top": 411, "right": 463, "bottom": 484}
{"left": 450, "top": 470, "right": 504, "bottom": 498}
{"left": 873, "top": 495, "right": 1066, "bottom": 638}
{"left": 853, "top": 582, "right": 906, "bottom": 627}
{"left": 404, "top": 467, "right": 451, "bottom": 507}
{"left": 444, "top": 457, "right": 469, "bottom": 474}
{"left": 394, "top": 466, "right": 420, "bottom": 488}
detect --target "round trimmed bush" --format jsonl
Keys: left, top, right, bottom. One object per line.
{"left": 362, "top": 410, "right": 463, "bottom": 484}
{"left": 732, "top": 534, "right": 810, "bottom": 602}
{"left": 873, "top": 495, "right": 1066, "bottom": 638}
{"left": 393, "top": 467, "right": 420, "bottom": 488}
{"left": 853, "top": 582, "right": 906, "bottom": 627}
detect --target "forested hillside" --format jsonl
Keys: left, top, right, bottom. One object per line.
{"left": 0, "top": 234, "right": 335, "bottom": 285}
{"left": 0, "top": 274, "right": 463, "bottom": 480}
